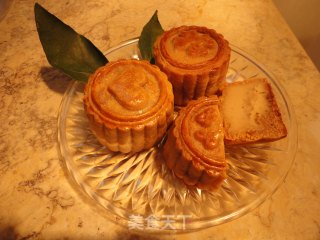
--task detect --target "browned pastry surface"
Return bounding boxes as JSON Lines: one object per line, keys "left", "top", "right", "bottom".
{"left": 163, "top": 96, "right": 227, "bottom": 190}
{"left": 153, "top": 26, "right": 230, "bottom": 106}
{"left": 84, "top": 59, "right": 174, "bottom": 153}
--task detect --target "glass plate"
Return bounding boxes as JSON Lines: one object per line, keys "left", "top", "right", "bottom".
{"left": 58, "top": 38, "right": 297, "bottom": 232}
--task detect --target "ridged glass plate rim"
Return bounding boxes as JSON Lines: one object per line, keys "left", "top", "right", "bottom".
{"left": 57, "top": 37, "right": 298, "bottom": 233}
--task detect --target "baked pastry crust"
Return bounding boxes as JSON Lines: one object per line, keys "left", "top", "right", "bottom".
{"left": 163, "top": 96, "right": 227, "bottom": 190}
{"left": 220, "top": 78, "right": 288, "bottom": 145}
{"left": 153, "top": 26, "right": 230, "bottom": 106}
{"left": 83, "top": 59, "right": 174, "bottom": 153}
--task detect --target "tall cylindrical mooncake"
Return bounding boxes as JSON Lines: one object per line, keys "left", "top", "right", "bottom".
{"left": 153, "top": 26, "right": 231, "bottom": 106}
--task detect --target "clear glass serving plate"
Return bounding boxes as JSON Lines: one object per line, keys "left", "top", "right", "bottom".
{"left": 58, "top": 38, "right": 297, "bottom": 233}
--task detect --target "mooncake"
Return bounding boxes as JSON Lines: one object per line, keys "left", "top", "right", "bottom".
{"left": 162, "top": 96, "right": 227, "bottom": 190}
{"left": 220, "top": 78, "right": 287, "bottom": 145}
{"left": 153, "top": 26, "right": 230, "bottom": 106}
{"left": 83, "top": 59, "right": 174, "bottom": 153}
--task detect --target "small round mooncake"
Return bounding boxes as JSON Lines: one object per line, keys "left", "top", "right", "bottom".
{"left": 162, "top": 96, "right": 227, "bottom": 190}
{"left": 153, "top": 26, "right": 231, "bottom": 106}
{"left": 84, "top": 59, "right": 174, "bottom": 153}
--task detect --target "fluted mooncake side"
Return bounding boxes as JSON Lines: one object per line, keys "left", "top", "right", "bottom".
{"left": 153, "top": 26, "right": 230, "bottom": 106}
{"left": 84, "top": 59, "right": 174, "bottom": 153}
{"left": 163, "top": 96, "right": 227, "bottom": 190}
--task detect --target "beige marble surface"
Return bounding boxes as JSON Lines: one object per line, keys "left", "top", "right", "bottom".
{"left": 0, "top": 0, "right": 319, "bottom": 239}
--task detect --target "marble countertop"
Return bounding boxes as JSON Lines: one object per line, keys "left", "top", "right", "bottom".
{"left": 1, "top": 0, "right": 319, "bottom": 239}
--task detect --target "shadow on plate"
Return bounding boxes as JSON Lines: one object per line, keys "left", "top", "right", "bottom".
{"left": 39, "top": 67, "right": 72, "bottom": 94}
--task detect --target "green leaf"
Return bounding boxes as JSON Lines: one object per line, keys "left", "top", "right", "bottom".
{"left": 138, "top": 10, "right": 164, "bottom": 62}
{"left": 34, "top": 3, "right": 108, "bottom": 82}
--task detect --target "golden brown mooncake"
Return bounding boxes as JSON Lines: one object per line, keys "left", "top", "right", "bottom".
{"left": 83, "top": 59, "right": 174, "bottom": 153}
{"left": 153, "top": 26, "right": 231, "bottom": 106}
{"left": 162, "top": 96, "right": 227, "bottom": 190}
{"left": 220, "top": 78, "right": 287, "bottom": 145}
